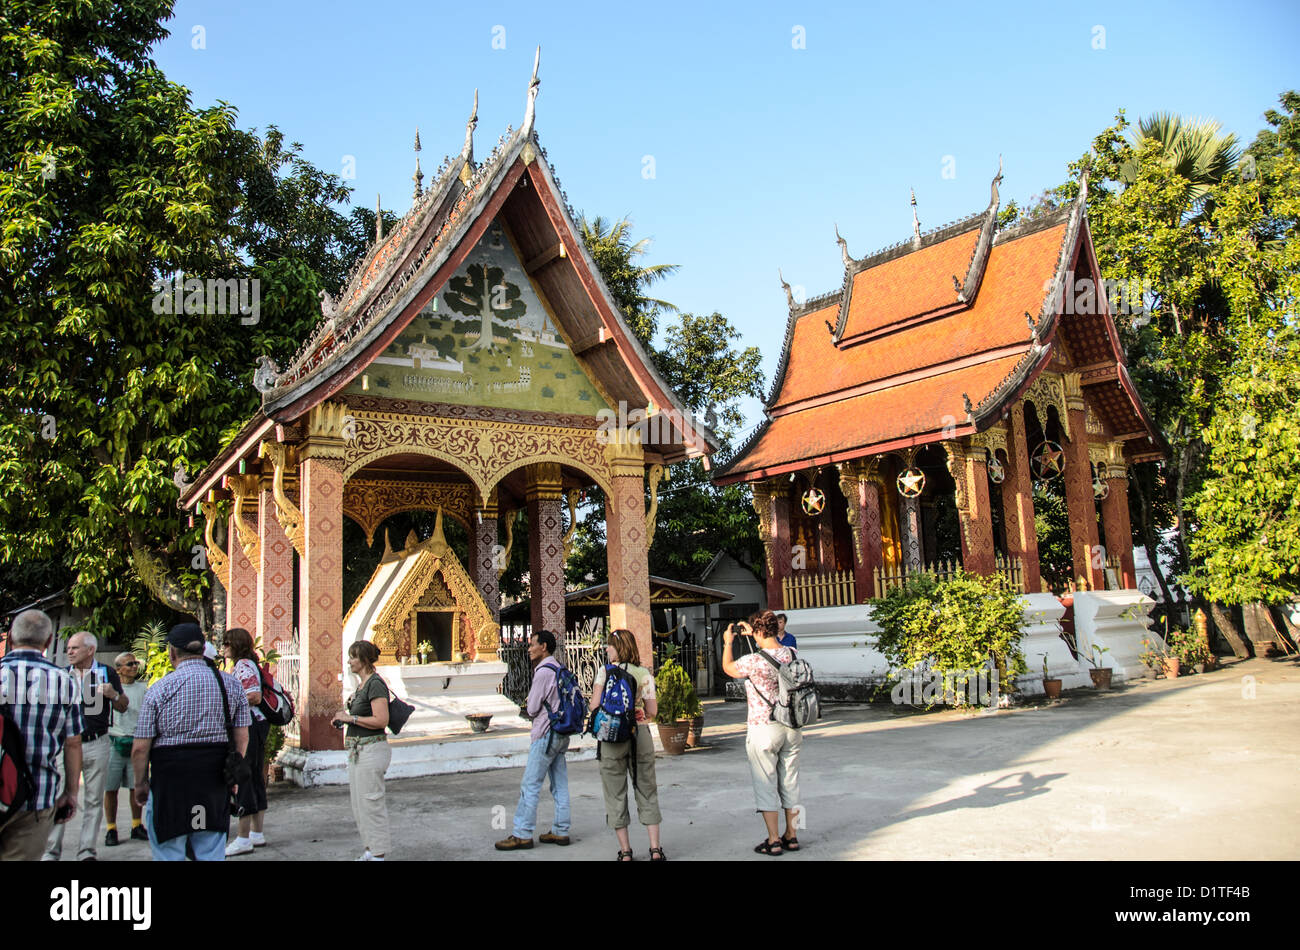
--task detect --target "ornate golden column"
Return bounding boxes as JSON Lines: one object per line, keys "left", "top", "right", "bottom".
{"left": 1100, "top": 442, "right": 1137, "bottom": 588}
{"left": 1061, "top": 373, "right": 1104, "bottom": 590}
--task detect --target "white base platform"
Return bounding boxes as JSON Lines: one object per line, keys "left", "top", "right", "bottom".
{"left": 1072, "top": 590, "right": 1161, "bottom": 684}
{"left": 279, "top": 729, "right": 597, "bottom": 788}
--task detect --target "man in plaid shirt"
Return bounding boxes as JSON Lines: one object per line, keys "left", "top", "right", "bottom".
{"left": 131, "top": 623, "right": 248, "bottom": 861}
{"left": 0, "top": 610, "right": 84, "bottom": 861}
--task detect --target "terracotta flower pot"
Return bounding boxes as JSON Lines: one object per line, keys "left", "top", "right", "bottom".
{"left": 1163, "top": 657, "right": 1181, "bottom": 678}
{"left": 686, "top": 715, "right": 704, "bottom": 748}
{"left": 657, "top": 720, "right": 690, "bottom": 755}
{"left": 1089, "top": 668, "right": 1112, "bottom": 689}
{"left": 1042, "top": 678, "right": 1063, "bottom": 699}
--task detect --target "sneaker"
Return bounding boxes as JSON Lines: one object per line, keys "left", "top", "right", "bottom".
{"left": 130, "top": 825, "right": 148, "bottom": 842}
{"left": 249, "top": 832, "right": 266, "bottom": 848}
{"left": 538, "top": 832, "right": 570, "bottom": 846}
{"left": 225, "top": 838, "right": 254, "bottom": 857}
{"left": 356, "top": 849, "right": 373, "bottom": 861}
{"left": 104, "top": 828, "right": 119, "bottom": 847}
{"left": 494, "top": 835, "right": 534, "bottom": 851}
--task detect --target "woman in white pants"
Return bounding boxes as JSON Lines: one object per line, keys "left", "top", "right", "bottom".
{"left": 333, "top": 641, "right": 390, "bottom": 861}
{"left": 722, "top": 611, "right": 802, "bottom": 856}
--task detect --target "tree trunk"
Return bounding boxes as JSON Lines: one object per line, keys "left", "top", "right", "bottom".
{"left": 1209, "top": 602, "right": 1251, "bottom": 658}
{"left": 1132, "top": 469, "right": 1174, "bottom": 605}
{"left": 129, "top": 537, "right": 206, "bottom": 627}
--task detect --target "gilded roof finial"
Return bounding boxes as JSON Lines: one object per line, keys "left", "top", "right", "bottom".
{"left": 521, "top": 47, "right": 541, "bottom": 136}
{"left": 989, "top": 154, "right": 1004, "bottom": 209}
{"left": 834, "top": 223, "right": 854, "bottom": 269}
{"left": 910, "top": 188, "right": 922, "bottom": 249}
{"left": 412, "top": 127, "right": 424, "bottom": 200}
{"left": 462, "top": 89, "right": 478, "bottom": 165}
{"left": 778, "top": 268, "right": 795, "bottom": 312}
{"left": 375, "top": 194, "right": 383, "bottom": 243}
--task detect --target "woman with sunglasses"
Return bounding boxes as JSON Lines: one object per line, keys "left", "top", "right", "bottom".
{"left": 103, "top": 652, "right": 149, "bottom": 846}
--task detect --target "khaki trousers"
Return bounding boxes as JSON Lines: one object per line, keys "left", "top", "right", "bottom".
{"left": 598, "top": 724, "right": 662, "bottom": 829}
{"left": 347, "top": 740, "right": 391, "bottom": 856}
{"left": 745, "top": 721, "right": 802, "bottom": 812}
{"left": 43, "top": 734, "right": 110, "bottom": 861}
{"left": 0, "top": 808, "right": 56, "bottom": 861}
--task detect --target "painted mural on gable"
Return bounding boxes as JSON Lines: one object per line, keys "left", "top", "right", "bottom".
{"left": 347, "top": 218, "right": 608, "bottom": 414}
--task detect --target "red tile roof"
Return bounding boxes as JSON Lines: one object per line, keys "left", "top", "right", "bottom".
{"left": 841, "top": 228, "right": 978, "bottom": 340}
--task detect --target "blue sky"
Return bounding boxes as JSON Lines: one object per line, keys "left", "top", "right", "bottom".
{"left": 155, "top": 0, "right": 1299, "bottom": 434}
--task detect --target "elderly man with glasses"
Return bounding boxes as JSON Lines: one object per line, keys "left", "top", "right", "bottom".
{"left": 102, "top": 653, "right": 149, "bottom": 846}
{"left": 42, "top": 631, "right": 129, "bottom": 862}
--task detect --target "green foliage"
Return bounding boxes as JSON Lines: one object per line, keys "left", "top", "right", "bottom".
{"left": 578, "top": 215, "right": 678, "bottom": 348}
{"left": 0, "top": 1, "right": 362, "bottom": 637}
{"left": 870, "top": 571, "right": 1026, "bottom": 703}
{"left": 265, "top": 723, "right": 285, "bottom": 763}
{"left": 653, "top": 657, "right": 700, "bottom": 723}
{"left": 1032, "top": 483, "right": 1073, "bottom": 592}
{"left": 1166, "top": 628, "right": 1211, "bottom": 666}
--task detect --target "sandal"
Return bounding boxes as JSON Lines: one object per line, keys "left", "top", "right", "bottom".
{"left": 617, "top": 849, "right": 634, "bottom": 862}
{"left": 781, "top": 835, "right": 800, "bottom": 851}
{"left": 649, "top": 847, "right": 667, "bottom": 861}
{"left": 754, "top": 839, "right": 783, "bottom": 856}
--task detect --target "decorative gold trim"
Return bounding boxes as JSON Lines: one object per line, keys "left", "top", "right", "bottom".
{"left": 837, "top": 464, "right": 863, "bottom": 560}
{"left": 341, "top": 408, "right": 614, "bottom": 499}
{"left": 751, "top": 480, "right": 776, "bottom": 576}
{"left": 300, "top": 401, "right": 349, "bottom": 460}
{"left": 645, "top": 463, "right": 664, "bottom": 549}
{"left": 499, "top": 508, "right": 518, "bottom": 578}
{"left": 372, "top": 509, "right": 500, "bottom": 661}
{"left": 1024, "top": 372, "right": 1071, "bottom": 441}
{"left": 525, "top": 461, "right": 564, "bottom": 501}
{"left": 969, "top": 423, "right": 1009, "bottom": 459}
{"left": 603, "top": 428, "right": 644, "bottom": 477}
{"left": 258, "top": 441, "right": 305, "bottom": 557}
{"left": 561, "top": 490, "right": 580, "bottom": 564}
{"left": 227, "top": 474, "right": 260, "bottom": 565}
{"left": 1063, "top": 371, "right": 1085, "bottom": 412}
{"left": 343, "top": 478, "right": 474, "bottom": 546}
{"left": 200, "top": 500, "right": 231, "bottom": 589}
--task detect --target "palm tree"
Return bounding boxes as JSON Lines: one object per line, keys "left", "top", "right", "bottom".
{"left": 578, "top": 215, "right": 679, "bottom": 348}
{"left": 1121, "top": 113, "right": 1241, "bottom": 219}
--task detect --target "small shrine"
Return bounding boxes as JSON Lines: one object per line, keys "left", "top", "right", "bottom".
{"left": 179, "top": 55, "right": 717, "bottom": 772}
{"left": 715, "top": 164, "right": 1165, "bottom": 610}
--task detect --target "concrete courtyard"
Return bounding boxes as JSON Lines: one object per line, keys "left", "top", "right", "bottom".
{"left": 57, "top": 656, "right": 1299, "bottom": 862}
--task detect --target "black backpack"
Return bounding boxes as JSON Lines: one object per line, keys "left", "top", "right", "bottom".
{"left": 0, "top": 704, "right": 36, "bottom": 821}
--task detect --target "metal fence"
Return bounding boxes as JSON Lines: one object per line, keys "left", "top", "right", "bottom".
{"left": 277, "top": 630, "right": 301, "bottom": 747}
{"left": 498, "top": 636, "right": 606, "bottom": 707}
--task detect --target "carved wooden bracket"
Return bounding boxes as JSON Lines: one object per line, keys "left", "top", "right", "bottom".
{"left": 200, "top": 500, "right": 231, "bottom": 590}
{"left": 561, "top": 490, "right": 580, "bottom": 564}
{"left": 258, "top": 441, "right": 305, "bottom": 558}
{"left": 645, "top": 464, "right": 664, "bottom": 549}
{"left": 227, "top": 473, "right": 261, "bottom": 565}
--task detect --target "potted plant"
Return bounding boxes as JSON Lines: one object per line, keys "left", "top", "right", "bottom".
{"left": 1040, "top": 654, "right": 1062, "bottom": 699}
{"left": 654, "top": 658, "right": 696, "bottom": 755}
{"left": 1140, "top": 637, "right": 1178, "bottom": 678}
{"left": 1082, "top": 644, "right": 1112, "bottom": 689}
{"left": 685, "top": 686, "right": 705, "bottom": 748}
{"left": 465, "top": 713, "right": 492, "bottom": 733}
{"left": 1169, "top": 629, "right": 1212, "bottom": 674}
{"left": 417, "top": 640, "right": 433, "bottom": 664}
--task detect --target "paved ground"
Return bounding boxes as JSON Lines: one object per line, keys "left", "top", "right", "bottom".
{"left": 55, "top": 656, "right": 1299, "bottom": 862}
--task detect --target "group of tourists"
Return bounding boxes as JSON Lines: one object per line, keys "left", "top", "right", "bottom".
{"left": 0, "top": 613, "right": 277, "bottom": 862}
{"left": 2, "top": 604, "right": 813, "bottom": 862}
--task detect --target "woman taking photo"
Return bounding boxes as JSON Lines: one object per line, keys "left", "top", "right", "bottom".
{"left": 588, "top": 628, "right": 665, "bottom": 861}
{"left": 332, "top": 640, "right": 390, "bottom": 861}
{"left": 224, "top": 628, "right": 269, "bottom": 856}
{"left": 722, "top": 610, "right": 802, "bottom": 856}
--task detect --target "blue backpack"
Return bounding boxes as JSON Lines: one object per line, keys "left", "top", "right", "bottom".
{"left": 589, "top": 663, "right": 637, "bottom": 744}
{"left": 540, "top": 661, "right": 585, "bottom": 738}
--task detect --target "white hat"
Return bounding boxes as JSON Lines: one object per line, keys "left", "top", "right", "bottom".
{"left": 203, "top": 642, "right": 218, "bottom": 661}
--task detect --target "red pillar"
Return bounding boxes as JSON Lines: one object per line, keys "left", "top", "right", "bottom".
{"left": 1004, "top": 403, "right": 1041, "bottom": 593}
{"left": 472, "top": 508, "right": 501, "bottom": 624}
{"left": 1101, "top": 459, "right": 1137, "bottom": 589}
{"left": 958, "top": 449, "right": 997, "bottom": 576}
{"left": 840, "top": 463, "right": 883, "bottom": 600}
{"left": 605, "top": 437, "right": 652, "bottom": 667}
{"left": 256, "top": 484, "right": 295, "bottom": 655}
{"left": 1062, "top": 375, "right": 1104, "bottom": 591}
{"left": 527, "top": 464, "right": 566, "bottom": 647}
{"left": 297, "top": 451, "right": 345, "bottom": 752}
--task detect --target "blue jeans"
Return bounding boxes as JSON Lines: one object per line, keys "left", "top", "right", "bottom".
{"left": 144, "top": 794, "right": 226, "bottom": 861}
{"left": 512, "top": 732, "right": 570, "bottom": 839}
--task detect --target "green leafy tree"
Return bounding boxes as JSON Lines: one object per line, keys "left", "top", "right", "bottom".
{"left": 0, "top": 1, "right": 359, "bottom": 639}
{"left": 578, "top": 215, "right": 678, "bottom": 347}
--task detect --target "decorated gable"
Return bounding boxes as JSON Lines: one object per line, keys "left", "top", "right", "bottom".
{"left": 345, "top": 216, "right": 610, "bottom": 414}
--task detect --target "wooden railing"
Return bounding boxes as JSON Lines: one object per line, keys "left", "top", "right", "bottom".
{"left": 782, "top": 568, "right": 856, "bottom": 609}
{"left": 872, "top": 555, "right": 1025, "bottom": 597}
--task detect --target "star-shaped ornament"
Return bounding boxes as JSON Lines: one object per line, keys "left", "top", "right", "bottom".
{"left": 1093, "top": 477, "right": 1109, "bottom": 500}
{"left": 1031, "top": 441, "right": 1064, "bottom": 481}
{"left": 897, "top": 468, "right": 926, "bottom": 498}
{"left": 987, "top": 458, "right": 1006, "bottom": 484}
{"left": 801, "top": 488, "right": 826, "bottom": 516}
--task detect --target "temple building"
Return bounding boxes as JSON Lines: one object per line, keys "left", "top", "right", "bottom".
{"left": 178, "top": 56, "right": 716, "bottom": 774}
{"left": 714, "top": 165, "right": 1166, "bottom": 611}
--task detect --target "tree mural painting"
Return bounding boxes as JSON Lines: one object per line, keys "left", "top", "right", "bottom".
{"left": 444, "top": 261, "right": 527, "bottom": 352}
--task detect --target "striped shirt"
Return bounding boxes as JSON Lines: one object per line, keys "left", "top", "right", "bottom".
{"left": 0, "top": 650, "right": 86, "bottom": 810}
{"left": 135, "top": 657, "right": 251, "bottom": 748}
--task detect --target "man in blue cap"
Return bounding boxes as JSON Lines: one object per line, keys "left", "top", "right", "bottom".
{"left": 130, "top": 623, "right": 249, "bottom": 861}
